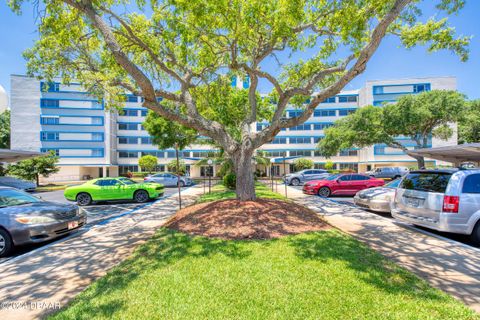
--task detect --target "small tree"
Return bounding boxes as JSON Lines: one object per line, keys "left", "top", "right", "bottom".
{"left": 324, "top": 161, "right": 335, "bottom": 172}
{"left": 319, "top": 90, "right": 466, "bottom": 169}
{"left": 139, "top": 155, "right": 158, "bottom": 174}
{"left": 294, "top": 158, "right": 314, "bottom": 171}
{"left": 0, "top": 110, "right": 10, "bottom": 149}
{"left": 167, "top": 159, "right": 186, "bottom": 176}
{"left": 7, "top": 151, "right": 59, "bottom": 186}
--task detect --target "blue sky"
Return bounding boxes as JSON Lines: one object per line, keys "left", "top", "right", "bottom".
{"left": 0, "top": 1, "right": 479, "bottom": 101}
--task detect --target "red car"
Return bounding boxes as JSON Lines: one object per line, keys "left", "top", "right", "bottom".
{"left": 303, "top": 173, "right": 385, "bottom": 197}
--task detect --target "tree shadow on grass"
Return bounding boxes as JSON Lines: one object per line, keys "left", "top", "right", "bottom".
{"left": 49, "top": 228, "right": 250, "bottom": 319}
{"left": 288, "top": 230, "right": 452, "bottom": 302}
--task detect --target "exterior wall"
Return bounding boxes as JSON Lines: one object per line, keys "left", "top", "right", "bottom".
{"left": 10, "top": 75, "right": 457, "bottom": 180}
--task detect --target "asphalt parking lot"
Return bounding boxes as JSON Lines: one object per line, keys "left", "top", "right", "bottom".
{"left": 0, "top": 186, "right": 190, "bottom": 263}
{"left": 291, "top": 185, "right": 476, "bottom": 247}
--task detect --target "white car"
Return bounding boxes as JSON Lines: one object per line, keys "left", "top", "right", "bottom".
{"left": 144, "top": 173, "right": 192, "bottom": 187}
{"left": 0, "top": 176, "right": 36, "bottom": 192}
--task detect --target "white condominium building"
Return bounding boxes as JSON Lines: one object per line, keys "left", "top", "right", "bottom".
{"left": 9, "top": 75, "right": 456, "bottom": 181}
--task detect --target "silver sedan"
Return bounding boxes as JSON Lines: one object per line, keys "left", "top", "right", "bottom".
{"left": 0, "top": 187, "right": 86, "bottom": 257}
{"left": 353, "top": 179, "right": 401, "bottom": 213}
{"left": 144, "top": 173, "right": 192, "bottom": 187}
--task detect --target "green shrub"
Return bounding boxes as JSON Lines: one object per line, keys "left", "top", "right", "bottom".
{"left": 223, "top": 173, "right": 236, "bottom": 190}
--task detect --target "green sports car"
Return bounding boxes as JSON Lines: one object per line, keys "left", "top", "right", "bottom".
{"left": 64, "top": 177, "right": 164, "bottom": 206}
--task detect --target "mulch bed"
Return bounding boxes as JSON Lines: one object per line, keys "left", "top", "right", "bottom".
{"left": 164, "top": 199, "right": 331, "bottom": 240}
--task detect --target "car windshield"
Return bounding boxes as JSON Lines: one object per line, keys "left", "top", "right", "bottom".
{"left": 119, "top": 178, "right": 137, "bottom": 185}
{"left": 0, "top": 189, "right": 42, "bottom": 208}
{"left": 386, "top": 179, "right": 401, "bottom": 188}
{"left": 324, "top": 174, "right": 340, "bottom": 181}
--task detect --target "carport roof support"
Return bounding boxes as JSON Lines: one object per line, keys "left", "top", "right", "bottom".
{"left": 409, "top": 143, "right": 480, "bottom": 164}
{"left": 0, "top": 149, "right": 44, "bottom": 162}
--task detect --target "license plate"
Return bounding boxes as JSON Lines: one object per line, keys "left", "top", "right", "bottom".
{"left": 405, "top": 198, "right": 420, "bottom": 207}
{"left": 68, "top": 221, "right": 79, "bottom": 229}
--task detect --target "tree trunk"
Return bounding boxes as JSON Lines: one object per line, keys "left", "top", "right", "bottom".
{"left": 232, "top": 146, "right": 256, "bottom": 201}
{"left": 412, "top": 155, "right": 425, "bottom": 169}
{"left": 35, "top": 174, "right": 39, "bottom": 187}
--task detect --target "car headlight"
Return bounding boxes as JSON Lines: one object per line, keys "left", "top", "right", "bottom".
{"left": 16, "top": 216, "right": 57, "bottom": 224}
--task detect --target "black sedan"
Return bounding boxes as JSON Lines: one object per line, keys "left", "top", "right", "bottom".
{"left": 0, "top": 186, "right": 86, "bottom": 257}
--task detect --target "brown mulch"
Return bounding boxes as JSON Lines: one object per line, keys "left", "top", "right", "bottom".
{"left": 164, "top": 199, "right": 331, "bottom": 240}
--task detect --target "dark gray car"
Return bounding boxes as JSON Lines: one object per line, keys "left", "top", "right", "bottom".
{"left": 284, "top": 169, "right": 329, "bottom": 186}
{"left": 0, "top": 187, "right": 86, "bottom": 257}
{"left": 368, "top": 167, "right": 408, "bottom": 179}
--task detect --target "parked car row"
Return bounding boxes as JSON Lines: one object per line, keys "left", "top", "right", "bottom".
{"left": 0, "top": 174, "right": 178, "bottom": 257}
{"left": 300, "top": 168, "right": 480, "bottom": 245}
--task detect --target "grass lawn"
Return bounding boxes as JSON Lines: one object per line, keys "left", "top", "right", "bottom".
{"left": 49, "top": 184, "right": 478, "bottom": 319}
{"left": 35, "top": 184, "right": 68, "bottom": 192}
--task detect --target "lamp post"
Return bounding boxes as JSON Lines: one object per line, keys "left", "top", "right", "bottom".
{"left": 283, "top": 151, "right": 287, "bottom": 198}
{"left": 270, "top": 158, "right": 275, "bottom": 191}
{"left": 175, "top": 142, "right": 182, "bottom": 209}
{"left": 207, "top": 159, "right": 213, "bottom": 193}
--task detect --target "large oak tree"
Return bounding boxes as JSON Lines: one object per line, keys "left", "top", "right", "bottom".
{"left": 9, "top": 0, "right": 470, "bottom": 200}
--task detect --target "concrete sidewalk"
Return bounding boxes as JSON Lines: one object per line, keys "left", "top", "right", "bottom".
{"left": 0, "top": 185, "right": 205, "bottom": 320}
{"left": 281, "top": 186, "right": 480, "bottom": 313}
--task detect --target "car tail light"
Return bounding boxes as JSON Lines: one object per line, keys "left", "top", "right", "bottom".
{"left": 144, "top": 177, "right": 147, "bottom": 181}
{"left": 443, "top": 195, "right": 459, "bottom": 213}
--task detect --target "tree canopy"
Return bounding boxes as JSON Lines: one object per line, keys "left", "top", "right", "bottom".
{"left": 459, "top": 100, "right": 480, "bottom": 144}
{"left": 294, "top": 158, "right": 314, "bottom": 171}
{"left": 318, "top": 90, "right": 466, "bottom": 168}
{"left": 138, "top": 154, "right": 158, "bottom": 173}
{"left": 0, "top": 110, "right": 10, "bottom": 149}
{"left": 9, "top": 0, "right": 471, "bottom": 200}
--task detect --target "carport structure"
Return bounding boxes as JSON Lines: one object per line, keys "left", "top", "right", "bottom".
{"left": 0, "top": 149, "right": 44, "bottom": 162}
{"left": 409, "top": 143, "right": 480, "bottom": 166}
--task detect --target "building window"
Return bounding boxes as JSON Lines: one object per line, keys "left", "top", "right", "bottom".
{"left": 271, "top": 137, "right": 287, "bottom": 144}
{"left": 126, "top": 95, "right": 138, "bottom": 103}
{"left": 288, "top": 110, "right": 303, "bottom": 118}
{"left": 91, "top": 149, "right": 104, "bottom": 157}
{"left": 243, "top": 75, "right": 250, "bottom": 89}
{"left": 40, "top": 148, "right": 59, "bottom": 156}
{"left": 313, "top": 137, "right": 323, "bottom": 143}
{"left": 315, "top": 110, "right": 336, "bottom": 117}
{"left": 338, "top": 96, "right": 358, "bottom": 103}
{"left": 338, "top": 109, "right": 356, "bottom": 116}
{"left": 118, "top": 137, "right": 138, "bottom": 144}
{"left": 290, "top": 124, "right": 311, "bottom": 131}
{"left": 289, "top": 137, "right": 311, "bottom": 144}
{"left": 140, "top": 137, "right": 152, "bottom": 144}
{"left": 141, "top": 151, "right": 164, "bottom": 158}
{"left": 92, "top": 133, "right": 104, "bottom": 141}
{"left": 166, "top": 151, "right": 176, "bottom": 158}
{"left": 413, "top": 84, "right": 431, "bottom": 93}
{"left": 40, "top": 99, "right": 60, "bottom": 108}
{"left": 339, "top": 163, "right": 358, "bottom": 171}
{"left": 374, "top": 146, "right": 385, "bottom": 154}
{"left": 373, "top": 86, "right": 384, "bottom": 94}
{"left": 289, "top": 150, "right": 311, "bottom": 157}
{"left": 92, "top": 117, "right": 103, "bottom": 125}
{"left": 123, "top": 109, "right": 138, "bottom": 117}
{"left": 119, "top": 165, "right": 139, "bottom": 175}
{"left": 118, "top": 151, "right": 138, "bottom": 158}
{"left": 314, "top": 163, "right": 325, "bottom": 169}
{"left": 313, "top": 123, "right": 333, "bottom": 130}
{"left": 322, "top": 97, "right": 336, "bottom": 103}
{"left": 264, "top": 151, "right": 285, "bottom": 157}
{"left": 180, "top": 151, "right": 191, "bottom": 158}
{"left": 339, "top": 149, "right": 358, "bottom": 156}
{"left": 141, "top": 110, "right": 148, "bottom": 117}
{"left": 40, "top": 116, "right": 60, "bottom": 125}
{"left": 40, "top": 132, "right": 59, "bottom": 141}
{"left": 313, "top": 150, "right": 323, "bottom": 156}
{"left": 118, "top": 123, "right": 138, "bottom": 130}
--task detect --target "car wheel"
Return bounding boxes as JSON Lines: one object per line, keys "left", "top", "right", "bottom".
{"left": 393, "top": 175, "right": 401, "bottom": 179}
{"left": 470, "top": 222, "right": 480, "bottom": 246}
{"left": 291, "top": 178, "right": 300, "bottom": 186}
{"left": 179, "top": 180, "right": 185, "bottom": 188}
{"left": 0, "top": 228, "right": 13, "bottom": 258}
{"left": 318, "top": 187, "right": 331, "bottom": 198}
{"left": 134, "top": 190, "right": 149, "bottom": 203}
{"left": 76, "top": 193, "right": 92, "bottom": 206}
